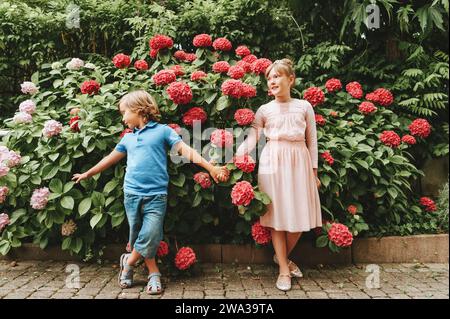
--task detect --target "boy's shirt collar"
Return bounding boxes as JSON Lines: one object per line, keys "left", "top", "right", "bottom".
{"left": 133, "top": 121, "right": 157, "bottom": 134}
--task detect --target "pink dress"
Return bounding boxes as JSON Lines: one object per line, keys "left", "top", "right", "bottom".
{"left": 236, "top": 98, "right": 322, "bottom": 232}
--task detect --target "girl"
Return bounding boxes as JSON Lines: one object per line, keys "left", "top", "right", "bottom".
{"left": 72, "top": 90, "right": 229, "bottom": 294}
{"left": 236, "top": 59, "right": 322, "bottom": 291}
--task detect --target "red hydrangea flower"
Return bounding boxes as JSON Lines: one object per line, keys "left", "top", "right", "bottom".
{"left": 149, "top": 34, "right": 173, "bottom": 50}
{"left": 193, "top": 172, "right": 212, "bottom": 189}
{"left": 242, "top": 54, "right": 257, "bottom": 64}
{"left": 241, "top": 83, "right": 256, "bottom": 98}
{"left": 182, "top": 107, "right": 207, "bottom": 126}
{"left": 346, "top": 82, "right": 363, "bottom": 99}
{"left": 184, "top": 53, "right": 197, "bottom": 62}
{"left": 303, "top": 87, "right": 325, "bottom": 107}
{"left": 168, "top": 123, "right": 182, "bottom": 135}
{"left": 233, "top": 154, "right": 256, "bottom": 173}
{"left": 80, "top": 80, "right": 100, "bottom": 95}
{"left": 401, "top": 135, "right": 416, "bottom": 145}
{"left": 379, "top": 130, "right": 401, "bottom": 148}
{"left": 321, "top": 151, "right": 334, "bottom": 165}
{"left": 134, "top": 60, "right": 148, "bottom": 71}
{"left": 227, "top": 65, "right": 245, "bottom": 79}
{"left": 419, "top": 197, "right": 437, "bottom": 212}
{"left": 251, "top": 221, "right": 271, "bottom": 245}
{"left": 170, "top": 65, "right": 185, "bottom": 76}
{"left": 120, "top": 128, "right": 133, "bottom": 138}
{"left": 231, "top": 181, "right": 255, "bottom": 206}
{"left": 212, "top": 37, "right": 232, "bottom": 51}
{"left": 408, "top": 119, "right": 432, "bottom": 138}
{"left": 193, "top": 34, "right": 212, "bottom": 47}
{"left": 325, "top": 78, "right": 342, "bottom": 93}
{"left": 358, "top": 101, "right": 377, "bottom": 115}
{"left": 328, "top": 223, "right": 353, "bottom": 247}
{"left": 212, "top": 61, "right": 230, "bottom": 73}
{"left": 221, "top": 79, "right": 244, "bottom": 98}
{"left": 236, "top": 60, "right": 252, "bottom": 73}
{"left": 366, "top": 88, "right": 394, "bottom": 107}
{"left": 152, "top": 70, "right": 176, "bottom": 86}
{"left": 157, "top": 241, "right": 169, "bottom": 257}
{"left": 251, "top": 58, "right": 272, "bottom": 74}
{"left": 346, "top": 81, "right": 362, "bottom": 91}
{"left": 210, "top": 129, "right": 233, "bottom": 148}
{"left": 191, "top": 71, "right": 208, "bottom": 81}
{"left": 374, "top": 88, "right": 394, "bottom": 106}
{"left": 174, "top": 50, "right": 187, "bottom": 61}
{"left": 149, "top": 49, "right": 159, "bottom": 59}
{"left": 69, "top": 116, "right": 80, "bottom": 132}
{"left": 112, "top": 53, "right": 131, "bottom": 69}
{"left": 347, "top": 205, "right": 358, "bottom": 215}
{"left": 315, "top": 114, "right": 326, "bottom": 126}
{"left": 175, "top": 247, "right": 197, "bottom": 270}
{"left": 234, "top": 108, "right": 255, "bottom": 126}
{"left": 166, "top": 82, "right": 193, "bottom": 105}
{"left": 235, "top": 45, "right": 251, "bottom": 57}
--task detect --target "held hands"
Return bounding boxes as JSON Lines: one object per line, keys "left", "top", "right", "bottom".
{"left": 72, "top": 172, "right": 90, "bottom": 183}
{"left": 209, "top": 166, "right": 230, "bottom": 183}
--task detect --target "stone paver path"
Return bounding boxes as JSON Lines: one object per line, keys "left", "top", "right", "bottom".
{"left": 0, "top": 261, "right": 448, "bottom": 299}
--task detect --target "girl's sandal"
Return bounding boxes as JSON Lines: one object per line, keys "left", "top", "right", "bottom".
{"left": 118, "top": 253, "right": 134, "bottom": 288}
{"left": 273, "top": 254, "right": 303, "bottom": 278}
{"left": 276, "top": 274, "right": 292, "bottom": 291}
{"left": 288, "top": 260, "right": 303, "bottom": 278}
{"left": 146, "top": 272, "right": 163, "bottom": 295}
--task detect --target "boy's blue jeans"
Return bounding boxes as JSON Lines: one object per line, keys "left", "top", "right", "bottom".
{"left": 124, "top": 193, "right": 167, "bottom": 259}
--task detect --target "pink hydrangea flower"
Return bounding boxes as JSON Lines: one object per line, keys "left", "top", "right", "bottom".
{"left": 0, "top": 164, "right": 10, "bottom": 177}
{"left": 21, "top": 81, "right": 38, "bottom": 95}
{"left": 6, "top": 151, "right": 21, "bottom": 168}
{"left": 210, "top": 129, "right": 233, "bottom": 148}
{"left": 13, "top": 112, "right": 32, "bottom": 124}
{"left": 42, "top": 120, "right": 63, "bottom": 138}
{"left": 30, "top": 187, "right": 50, "bottom": 210}
{"left": 0, "top": 213, "right": 10, "bottom": 232}
{"left": 19, "top": 100, "right": 36, "bottom": 114}
{"left": 0, "top": 186, "right": 9, "bottom": 204}
{"left": 66, "top": 58, "right": 85, "bottom": 70}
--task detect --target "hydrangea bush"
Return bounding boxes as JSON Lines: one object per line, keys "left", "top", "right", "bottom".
{"left": 0, "top": 33, "right": 438, "bottom": 259}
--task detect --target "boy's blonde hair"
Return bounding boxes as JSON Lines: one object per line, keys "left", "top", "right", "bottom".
{"left": 118, "top": 90, "right": 161, "bottom": 122}
{"left": 265, "top": 58, "right": 296, "bottom": 88}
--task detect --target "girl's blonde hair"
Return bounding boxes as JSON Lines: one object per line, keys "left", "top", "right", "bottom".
{"left": 265, "top": 58, "right": 296, "bottom": 88}
{"left": 118, "top": 90, "right": 161, "bottom": 122}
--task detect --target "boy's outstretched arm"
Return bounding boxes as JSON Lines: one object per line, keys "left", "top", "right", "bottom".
{"left": 72, "top": 150, "right": 126, "bottom": 183}
{"left": 175, "top": 141, "right": 229, "bottom": 183}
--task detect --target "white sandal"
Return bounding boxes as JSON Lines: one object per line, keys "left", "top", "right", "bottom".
{"left": 273, "top": 254, "right": 303, "bottom": 278}
{"left": 276, "top": 274, "right": 292, "bottom": 291}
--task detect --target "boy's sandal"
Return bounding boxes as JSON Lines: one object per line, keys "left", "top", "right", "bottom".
{"left": 273, "top": 254, "right": 303, "bottom": 278}
{"left": 276, "top": 274, "right": 292, "bottom": 291}
{"left": 146, "top": 272, "right": 163, "bottom": 295}
{"left": 118, "top": 253, "right": 134, "bottom": 288}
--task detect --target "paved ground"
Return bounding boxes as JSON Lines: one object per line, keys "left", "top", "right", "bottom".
{"left": 0, "top": 260, "right": 448, "bottom": 299}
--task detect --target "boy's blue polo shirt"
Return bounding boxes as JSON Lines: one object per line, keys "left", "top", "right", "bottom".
{"left": 115, "top": 121, "right": 182, "bottom": 196}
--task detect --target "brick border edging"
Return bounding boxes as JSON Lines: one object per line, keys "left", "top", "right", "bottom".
{"left": 1, "top": 234, "right": 448, "bottom": 264}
